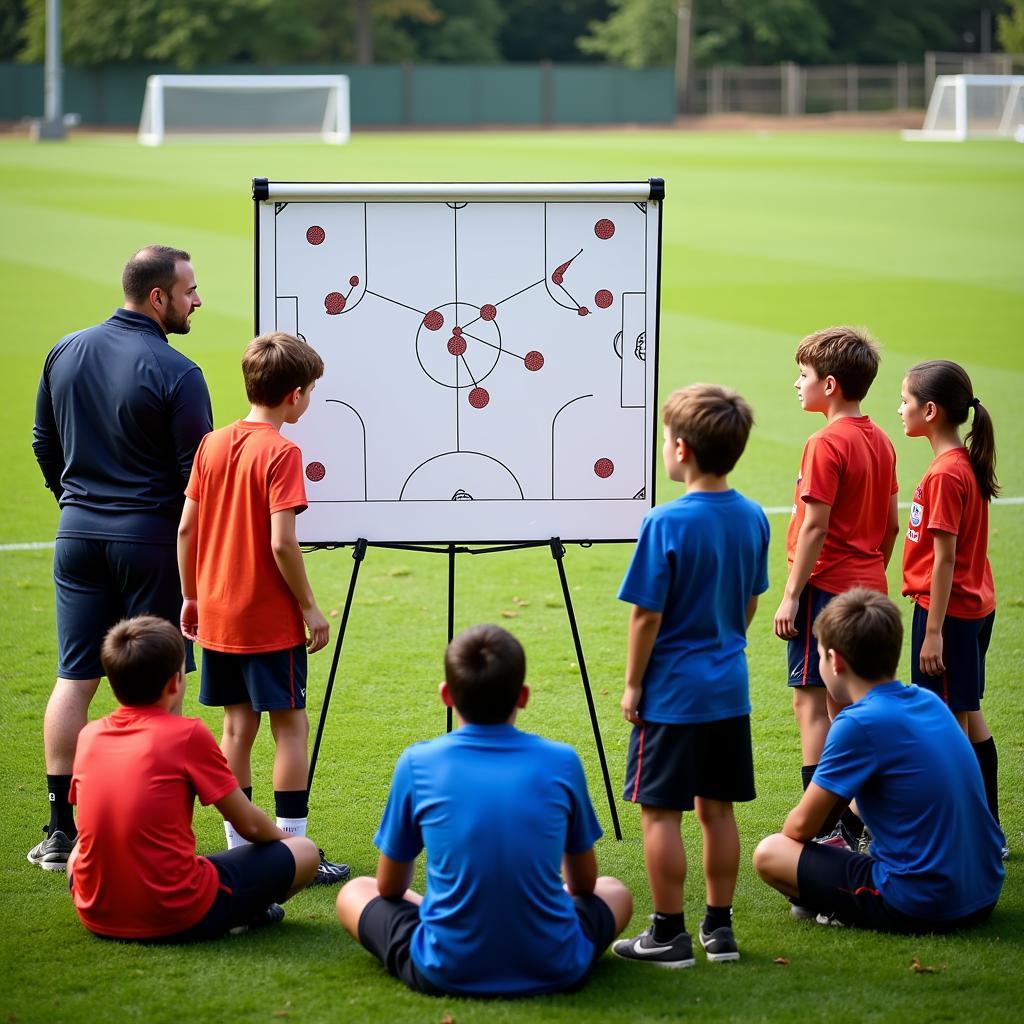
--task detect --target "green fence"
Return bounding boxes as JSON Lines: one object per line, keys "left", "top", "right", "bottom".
{"left": 0, "top": 62, "right": 676, "bottom": 127}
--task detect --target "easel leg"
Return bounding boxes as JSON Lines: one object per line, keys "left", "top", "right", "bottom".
{"left": 446, "top": 543, "right": 455, "bottom": 733}
{"left": 549, "top": 538, "right": 623, "bottom": 840}
{"left": 307, "top": 538, "right": 367, "bottom": 793}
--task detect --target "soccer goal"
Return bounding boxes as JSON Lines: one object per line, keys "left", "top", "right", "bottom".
{"left": 902, "top": 74, "right": 1024, "bottom": 141}
{"left": 138, "top": 75, "right": 350, "bottom": 146}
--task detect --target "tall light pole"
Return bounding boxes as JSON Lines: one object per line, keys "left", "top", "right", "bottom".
{"left": 32, "top": 0, "right": 66, "bottom": 141}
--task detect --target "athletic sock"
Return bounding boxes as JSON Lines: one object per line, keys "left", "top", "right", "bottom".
{"left": 800, "top": 764, "right": 817, "bottom": 791}
{"left": 651, "top": 911, "right": 686, "bottom": 941}
{"left": 840, "top": 808, "right": 865, "bottom": 843}
{"left": 46, "top": 774, "right": 76, "bottom": 839}
{"left": 225, "top": 786, "right": 254, "bottom": 850}
{"left": 274, "top": 790, "right": 309, "bottom": 837}
{"left": 242, "top": 786, "right": 253, "bottom": 802}
{"left": 972, "top": 737, "right": 1000, "bottom": 824}
{"left": 703, "top": 904, "right": 732, "bottom": 934}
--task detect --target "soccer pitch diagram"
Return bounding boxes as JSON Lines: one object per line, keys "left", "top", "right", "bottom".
{"left": 255, "top": 181, "right": 663, "bottom": 544}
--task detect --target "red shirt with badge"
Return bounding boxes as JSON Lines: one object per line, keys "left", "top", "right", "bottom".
{"left": 901, "top": 447, "right": 995, "bottom": 619}
{"left": 786, "top": 416, "right": 898, "bottom": 595}
{"left": 69, "top": 706, "right": 239, "bottom": 939}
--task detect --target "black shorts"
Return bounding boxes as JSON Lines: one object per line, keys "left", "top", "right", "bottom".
{"left": 911, "top": 605, "right": 994, "bottom": 713}
{"left": 623, "top": 715, "right": 755, "bottom": 810}
{"left": 787, "top": 584, "right": 835, "bottom": 688}
{"left": 54, "top": 537, "right": 195, "bottom": 679}
{"left": 200, "top": 645, "right": 308, "bottom": 712}
{"left": 796, "top": 841, "right": 995, "bottom": 934}
{"left": 357, "top": 892, "right": 617, "bottom": 997}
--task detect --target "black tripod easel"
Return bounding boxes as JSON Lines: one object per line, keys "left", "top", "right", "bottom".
{"left": 306, "top": 537, "right": 623, "bottom": 840}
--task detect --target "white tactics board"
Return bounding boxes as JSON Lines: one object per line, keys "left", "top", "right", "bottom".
{"left": 254, "top": 180, "right": 663, "bottom": 544}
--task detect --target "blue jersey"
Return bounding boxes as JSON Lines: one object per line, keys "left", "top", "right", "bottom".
{"left": 618, "top": 489, "right": 770, "bottom": 723}
{"left": 374, "top": 724, "right": 603, "bottom": 996}
{"left": 814, "top": 682, "right": 1004, "bottom": 920}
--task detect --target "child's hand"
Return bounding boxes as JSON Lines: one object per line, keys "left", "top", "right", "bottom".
{"left": 773, "top": 596, "right": 800, "bottom": 640}
{"left": 303, "top": 604, "right": 330, "bottom": 654}
{"left": 919, "top": 633, "right": 945, "bottom": 676}
{"left": 621, "top": 683, "right": 643, "bottom": 725}
{"left": 180, "top": 598, "right": 199, "bottom": 641}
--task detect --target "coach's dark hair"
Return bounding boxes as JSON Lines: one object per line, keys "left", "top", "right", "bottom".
{"left": 813, "top": 588, "right": 902, "bottom": 682}
{"left": 242, "top": 331, "right": 325, "bottom": 407}
{"left": 905, "top": 360, "right": 998, "bottom": 501}
{"left": 101, "top": 616, "right": 185, "bottom": 707}
{"left": 444, "top": 624, "right": 526, "bottom": 724}
{"left": 795, "top": 326, "right": 880, "bottom": 402}
{"left": 122, "top": 245, "right": 191, "bottom": 304}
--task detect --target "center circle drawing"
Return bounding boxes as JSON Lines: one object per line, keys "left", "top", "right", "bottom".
{"left": 415, "top": 300, "right": 502, "bottom": 390}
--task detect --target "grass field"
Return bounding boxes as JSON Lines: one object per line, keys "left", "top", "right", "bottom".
{"left": 1, "top": 129, "right": 1022, "bottom": 1024}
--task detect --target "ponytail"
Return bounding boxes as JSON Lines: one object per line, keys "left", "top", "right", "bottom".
{"left": 905, "top": 360, "right": 999, "bottom": 501}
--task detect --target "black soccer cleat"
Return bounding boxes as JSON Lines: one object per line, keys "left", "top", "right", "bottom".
{"left": 311, "top": 850, "right": 351, "bottom": 887}
{"left": 27, "top": 826, "right": 74, "bottom": 872}
{"left": 699, "top": 924, "right": 740, "bottom": 962}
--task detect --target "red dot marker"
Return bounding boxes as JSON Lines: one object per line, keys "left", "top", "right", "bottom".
{"left": 424, "top": 310, "right": 444, "bottom": 331}
{"left": 447, "top": 337, "right": 467, "bottom": 356}
{"left": 469, "top": 387, "right": 489, "bottom": 409}
{"left": 595, "top": 219, "right": 615, "bottom": 240}
{"left": 306, "top": 461, "right": 326, "bottom": 482}
{"left": 480, "top": 304, "right": 497, "bottom": 321}
{"left": 577, "top": 306, "right": 589, "bottom": 316}
{"left": 349, "top": 275, "right": 360, "bottom": 287}
{"left": 525, "top": 351, "right": 544, "bottom": 371}
{"left": 452, "top": 326, "right": 462, "bottom": 337}
{"left": 594, "top": 458, "right": 614, "bottom": 478}
{"left": 325, "top": 292, "right": 345, "bottom": 315}
{"left": 306, "top": 226, "right": 325, "bottom": 245}
{"left": 595, "top": 289, "right": 613, "bottom": 308}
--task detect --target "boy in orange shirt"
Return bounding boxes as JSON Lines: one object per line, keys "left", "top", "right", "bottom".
{"left": 773, "top": 327, "right": 899, "bottom": 843}
{"left": 177, "top": 331, "right": 347, "bottom": 885}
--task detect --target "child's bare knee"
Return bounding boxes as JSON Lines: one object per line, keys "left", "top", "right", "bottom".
{"left": 752, "top": 835, "right": 781, "bottom": 879}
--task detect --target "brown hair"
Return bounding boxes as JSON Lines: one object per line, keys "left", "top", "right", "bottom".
{"left": 100, "top": 616, "right": 185, "bottom": 707}
{"left": 795, "top": 326, "right": 880, "bottom": 402}
{"left": 813, "top": 588, "right": 902, "bottom": 682}
{"left": 122, "top": 245, "right": 191, "bottom": 304}
{"left": 242, "top": 332, "right": 325, "bottom": 407}
{"left": 905, "top": 360, "right": 998, "bottom": 501}
{"left": 444, "top": 624, "right": 526, "bottom": 724}
{"left": 662, "top": 383, "right": 754, "bottom": 476}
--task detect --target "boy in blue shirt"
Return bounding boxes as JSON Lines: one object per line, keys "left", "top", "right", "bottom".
{"left": 754, "top": 588, "right": 1004, "bottom": 931}
{"left": 614, "top": 384, "right": 770, "bottom": 967}
{"left": 335, "top": 625, "right": 632, "bottom": 997}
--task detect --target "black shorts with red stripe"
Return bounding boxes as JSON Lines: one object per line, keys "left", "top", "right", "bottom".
{"left": 910, "top": 605, "right": 994, "bottom": 713}
{"left": 623, "top": 716, "right": 755, "bottom": 811}
{"left": 199, "top": 643, "right": 308, "bottom": 712}
{"left": 786, "top": 584, "right": 836, "bottom": 688}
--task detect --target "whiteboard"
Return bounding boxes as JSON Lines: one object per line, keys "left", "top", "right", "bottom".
{"left": 254, "top": 180, "right": 663, "bottom": 544}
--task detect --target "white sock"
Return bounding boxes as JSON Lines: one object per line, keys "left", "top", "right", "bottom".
{"left": 225, "top": 821, "right": 250, "bottom": 850}
{"left": 276, "top": 816, "right": 308, "bottom": 837}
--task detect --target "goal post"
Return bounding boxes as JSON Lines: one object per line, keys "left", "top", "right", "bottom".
{"left": 138, "top": 75, "right": 350, "bottom": 146}
{"left": 902, "top": 74, "right": 1024, "bottom": 141}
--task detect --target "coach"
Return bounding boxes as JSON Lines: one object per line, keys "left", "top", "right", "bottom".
{"left": 29, "top": 245, "right": 212, "bottom": 870}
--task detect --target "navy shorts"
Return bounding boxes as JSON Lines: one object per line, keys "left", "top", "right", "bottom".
{"left": 200, "top": 644, "right": 307, "bottom": 712}
{"left": 787, "top": 584, "right": 835, "bottom": 688}
{"left": 911, "top": 605, "right": 994, "bottom": 713}
{"left": 796, "top": 841, "right": 996, "bottom": 934}
{"left": 357, "top": 892, "right": 617, "bottom": 997}
{"left": 623, "top": 715, "right": 755, "bottom": 810}
{"left": 54, "top": 537, "right": 195, "bottom": 679}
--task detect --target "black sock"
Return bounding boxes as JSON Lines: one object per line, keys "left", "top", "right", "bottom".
{"left": 651, "top": 911, "right": 686, "bottom": 941}
{"left": 800, "top": 764, "right": 817, "bottom": 791}
{"left": 242, "top": 786, "right": 253, "bottom": 803}
{"left": 703, "top": 904, "right": 732, "bottom": 933}
{"left": 840, "top": 808, "right": 865, "bottom": 842}
{"left": 274, "top": 789, "right": 309, "bottom": 819}
{"left": 46, "top": 774, "right": 76, "bottom": 839}
{"left": 972, "top": 737, "right": 1000, "bottom": 824}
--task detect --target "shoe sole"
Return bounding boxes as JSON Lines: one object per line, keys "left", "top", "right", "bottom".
{"left": 27, "top": 853, "right": 68, "bottom": 872}
{"left": 703, "top": 949, "right": 740, "bottom": 962}
{"left": 611, "top": 947, "right": 695, "bottom": 969}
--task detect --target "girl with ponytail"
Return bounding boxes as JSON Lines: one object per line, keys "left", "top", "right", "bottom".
{"left": 899, "top": 360, "right": 1005, "bottom": 856}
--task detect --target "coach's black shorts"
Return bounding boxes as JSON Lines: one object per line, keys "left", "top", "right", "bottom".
{"left": 796, "top": 841, "right": 995, "bottom": 933}
{"left": 54, "top": 537, "right": 195, "bottom": 679}
{"left": 787, "top": 584, "right": 835, "bottom": 688}
{"left": 911, "top": 605, "right": 994, "bottom": 712}
{"left": 623, "top": 715, "right": 755, "bottom": 810}
{"left": 200, "top": 644, "right": 307, "bottom": 712}
{"left": 357, "top": 892, "right": 617, "bottom": 997}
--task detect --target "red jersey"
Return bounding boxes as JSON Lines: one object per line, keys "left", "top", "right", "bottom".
{"left": 901, "top": 447, "right": 995, "bottom": 619}
{"left": 786, "top": 416, "right": 898, "bottom": 595}
{"left": 69, "top": 706, "right": 238, "bottom": 939}
{"left": 186, "top": 421, "right": 308, "bottom": 653}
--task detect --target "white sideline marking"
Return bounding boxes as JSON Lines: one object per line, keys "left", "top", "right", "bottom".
{"left": 3, "top": 498, "right": 1023, "bottom": 552}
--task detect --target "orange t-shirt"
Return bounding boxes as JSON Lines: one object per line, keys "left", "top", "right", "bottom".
{"left": 901, "top": 447, "right": 995, "bottom": 619}
{"left": 185, "top": 420, "right": 307, "bottom": 653}
{"left": 786, "top": 416, "right": 898, "bottom": 595}
{"left": 69, "top": 706, "right": 238, "bottom": 939}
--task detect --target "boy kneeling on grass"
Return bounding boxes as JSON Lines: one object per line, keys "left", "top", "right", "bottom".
{"left": 336, "top": 624, "right": 632, "bottom": 997}
{"left": 68, "top": 616, "right": 319, "bottom": 942}
{"left": 754, "top": 588, "right": 1004, "bottom": 932}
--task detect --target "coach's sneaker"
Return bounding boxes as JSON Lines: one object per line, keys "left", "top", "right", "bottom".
{"left": 311, "top": 850, "right": 351, "bottom": 887}
{"left": 699, "top": 924, "right": 740, "bottom": 962}
{"left": 612, "top": 921, "right": 696, "bottom": 968}
{"left": 27, "top": 826, "right": 74, "bottom": 872}
{"left": 229, "top": 902, "right": 285, "bottom": 935}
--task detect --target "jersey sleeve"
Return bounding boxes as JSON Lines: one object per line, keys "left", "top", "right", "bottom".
{"left": 170, "top": 367, "right": 213, "bottom": 493}
{"left": 754, "top": 508, "right": 771, "bottom": 596}
{"left": 374, "top": 750, "right": 423, "bottom": 863}
{"left": 268, "top": 444, "right": 309, "bottom": 515}
{"left": 799, "top": 434, "right": 840, "bottom": 507}
{"left": 811, "top": 714, "right": 875, "bottom": 801}
{"left": 563, "top": 750, "right": 603, "bottom": 855}
{"left": 32, "top": 366, "right": 65, "bottom": 501}
{"left": 186, "top": 721, "right": 240, "bottom": 806}
{"left": 183, "top": 434, "right": 206, "bottom": 503}
{"left": 618, "top": 513, "right": 673, "bottom": 612}
{"left": 925, "top": 466, "right": 965, "bottom": 536}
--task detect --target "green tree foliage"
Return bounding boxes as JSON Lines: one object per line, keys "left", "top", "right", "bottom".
{"left": 402, "top": 0, "right": 505, "bottom": 62}
{"left": 0, "top": 0, "right": 26, "bottom": 61}
{"left": 577, "top": 0, "right": 677, "bottom": 68}
{"left": 997, "top": 0, "right": 1024, "bottom": 52}
{"left": 499, "top": 0, "right": 611, "bottom": 62}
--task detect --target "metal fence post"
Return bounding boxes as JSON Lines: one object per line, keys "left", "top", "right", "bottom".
{"left": 782, "top": 61, "right": 801, "bottom": 116}
{"left": 896, "top": 62, "right": 908, "bottom": 109}
{"left": 847, "top": 63, "right": 858, "bottom": 112}
{"left": 709, "top": 65, "right": 724, "bottom": 114}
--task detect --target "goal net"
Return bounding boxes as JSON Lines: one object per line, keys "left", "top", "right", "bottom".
{"left": 138, "top": 75, "right": 350, "bottom": 146}
{"left": 903, "top": 74, "right": 1024, "bottom": 141}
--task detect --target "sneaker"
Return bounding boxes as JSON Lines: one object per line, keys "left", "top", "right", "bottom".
{"left": 858, "top": 827, "right": 874, "bottom": 857}
{"left": 699, "top": 924, "right": 740, "bottom": 962}
{"left": 612, "top": 922, "right": 696, "bottom": 968}
{"left": 815, "top": 828, "right": 852, "bottom": 851}
{"left": 27, "top": 826, "right": 74, "bottom": 871}
{"left": 814, "top": 911, "right": 846, "bottom": 927}
{"left": 229, "top": 902, "right": 285, "bottom": 935}
{"left": 311, "top": 850, "right": 350, "bottom": 887}
{"left": 1001, "top": 844, "right": 1010, "bottom": 862}
{"left": 790, "top": 903, "right": 816, "bottom": 921}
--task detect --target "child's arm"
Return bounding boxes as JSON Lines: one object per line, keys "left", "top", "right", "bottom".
{"left": 782, "top": 782, "right": 843, "bottom": 842}
{"left": 215, "top": 787, "right": 290, "bottom": 843}
{"left": 881, "top": 493, "right": 900, "bottom": 568}
{"left": 563, "top": 849, "right": 598, "bottom": 896}
{"left": 773, "top": 500, "right": 830, "bottom": 639}
{"left": 177, "top": 497, "right": 200, "bottom": 641}
{"left": 376, "top": 853, "right": 415, "bottom": 900}
{"left": 920, "top": 531, "right": 956, "bottom": 676}
{"left": 270, "top": 508, "right": 330, "bottom": 653}
{"left": 620, "top": 604, "right": 662, "bottom": 724}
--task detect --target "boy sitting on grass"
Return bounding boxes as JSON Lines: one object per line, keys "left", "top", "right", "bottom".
{"left": 336, "top": 624, "right": 632, "bottom": 997}
{"left": 68, "top": 616, "right": 319, "bottom": 942}
{"left": 754, "top": 588, "right": 1004, "bottom": 932}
